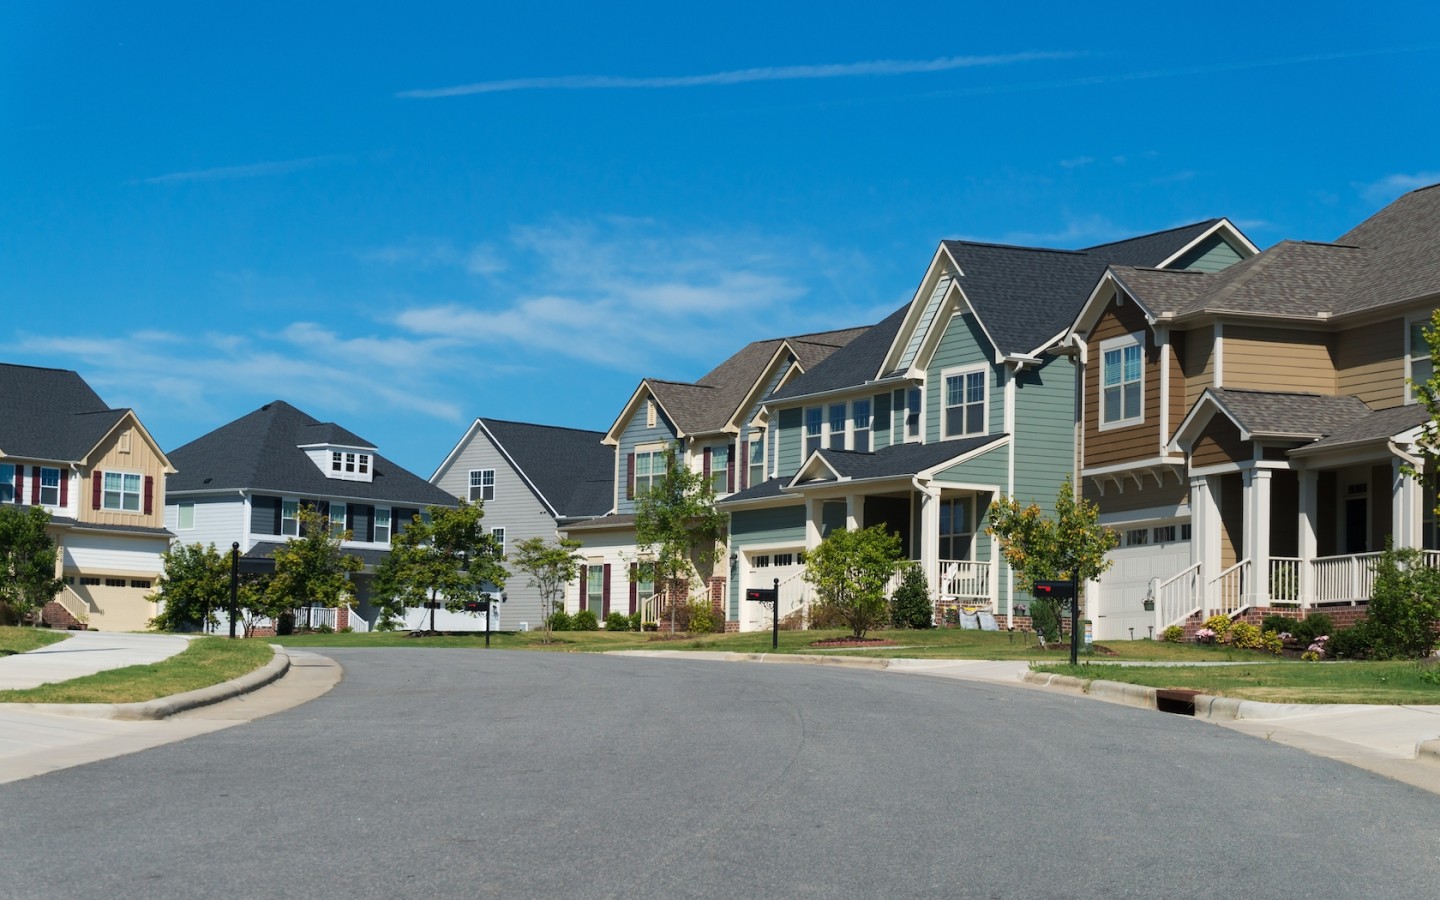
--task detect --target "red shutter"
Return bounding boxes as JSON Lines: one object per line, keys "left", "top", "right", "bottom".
{"left": 31, "top": 466, "right": 41, "bottom": 504}
{"left": 144, "top": 476, "right": 154, "bottom": 515}
{"left": 14, "top": 465, "right": 23, "bottom": 504}
{"left": 91, "top": 471, "right": 102, "bottom": 510}
{"left": 602, "top": 563, "right": 612, "bottom": 617}
{"left": 703, "top": 447, "right": 711, "bottom": 482}
{"left": 739, "top": 441, "right": 749, "bottom": 491}
{"left": 578, "top": 565, "right": 587, "bottom": 611}
{"left": 629, "top": 563, "right": 638, "bottom": 616}
{"left": 625, "top": 453, "right": 635, "bottom": 500}
{"left": 59, "top": 471, "right": 68, "bottom": 507}
{"left": 726, "top": 448, "right": 735, "bottom": 493}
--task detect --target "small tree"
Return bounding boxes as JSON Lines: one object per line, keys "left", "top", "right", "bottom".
{"left": 149, "top": 542, "right": 231, "bottom": 632}
{"left": 1336, "top": 544, "right": 1440, "bottom": 659}
{"left": 988, "top": 476, "right": 1118, "bottom": 650}
{"left": 265, "top": 505, "right": 364, "bottom": 627}
{"left": 889, "top": 562, "right": 934, "bottom": 629}
{"left": 512, "top": 536, "right": 583, "bottom": 644}
{"left": 373, "top": 502, "right": 507, "bottom": 632}
{"left": 0, "top": 505, "right": 63, "bottom": 625}
{"left": 633, "top": 448, "right": 726, "bottom": 629}
{"left": 803, "top": 525, "right": 903, "bottom": 640}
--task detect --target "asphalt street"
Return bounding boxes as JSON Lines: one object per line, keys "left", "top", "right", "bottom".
{"left": 0, "top": 649, "right": 1436, "bottom": 899}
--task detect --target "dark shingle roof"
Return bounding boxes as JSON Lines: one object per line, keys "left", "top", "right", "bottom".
{"left": 1203, "top": 389, "right": 1372, "bottom": 439}
{"left": 1162, "top": 241, "right": 1369, "bottom": 319}
{"left": 1293, "top": 404, "right": 1430, "bottom": 453}
{"left": 479, "top": 418, "right": 613, "bottom": 518}
{"left": 0, "top": 363, "right": 129, "bottom": 461}
{"left": 803, "top": 437, "right": 1006, "bottom": 483}
{"left": 167, "top": 400, "right": 456, "bottom": 506}
{"left": 1082, "top": 220, "right": 1222, "bottom": 267}
{"left": 770, "top": 304, "right": 911, "bottom": 401}
{"left": 560, "top": 512, "right": 638, "bottom": 533}
{"left": 1334, "top": 184, "right": 1440, "bottom": 315}
{"left": 715, "top": 477, "right": 788, "bottom": 505}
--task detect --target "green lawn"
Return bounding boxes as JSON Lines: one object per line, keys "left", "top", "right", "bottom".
{"left": 0, "top": 626, "right": 70, "bottom": 655}
{"left": 0, "top": 637, "right": 273, "bottom": 704}
{"left": 1033, "top": 660, "right": 1440, "bottom": 705}
{"left": 271, "top": 626, "right": 1279, "bottom": 662}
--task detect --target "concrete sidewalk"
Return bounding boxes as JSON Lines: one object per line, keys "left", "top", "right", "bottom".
{"left": 0, "top": 630, "right": 191, "bottom": 690}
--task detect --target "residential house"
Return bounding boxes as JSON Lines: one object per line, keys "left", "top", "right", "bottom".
{"left": 561, "top": 327, "right": 868, "bottom": 626}
{"left": 0, "top": 363, "right": 176, "bottom": 631}
{"left": 1070, "top": 184, "right": 1440, "bottom": 638}
{"left": 164, "top": 400, "right": 458, "bottom": 630}
{"left": 721, "top": 220, "right": 1256, "bottom": 631}
{"left": 430, "top": 418, "right": 613, "bottom": 630}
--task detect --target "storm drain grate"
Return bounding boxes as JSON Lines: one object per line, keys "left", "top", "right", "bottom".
{"left": 1155, "top": 688, "right": 1201, "bottom": 716}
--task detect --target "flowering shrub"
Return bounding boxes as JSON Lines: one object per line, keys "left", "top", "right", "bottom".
{"left": 1162, "top": 625, "right": 1184, "bottom": 643}
{"left": 1195, "top": 627, "right": 1218, "bottom": 644}
{"left": 1301, "top": 635, "right": 1329, "bottom": 662}
{"left": 1228, "top": 621, "right": 1263, "bottom": 649}
{"left": 1202, "top": 614, "right": 1232, "bottom": 640}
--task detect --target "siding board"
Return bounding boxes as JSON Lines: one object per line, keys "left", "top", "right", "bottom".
{"left": 1335, "top": 318, "right": 1404, "bottom": 409}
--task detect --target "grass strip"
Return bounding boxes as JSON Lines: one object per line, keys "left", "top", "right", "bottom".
{"left": 1033, "top": 660, "right": 1440, "bottom": 705}
{"left": 0, "top": 626, "right": 70, "bottom": 655}
{"left": 0, "top": 637, "right": 273, "bottom": 704}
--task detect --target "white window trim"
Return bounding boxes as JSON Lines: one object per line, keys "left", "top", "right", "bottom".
{"left": 939, "top": 365, "right": 989, "bottom": 439}
{"left": 280, "top": 498, "right": 300, "bottom": 537}
{"left": 374, "top": 506, "right": 392, "bottom": 544}
{"left": 633, "top": 443, "right": 669, "bottom": 497}
{"left": 1098, "top": 332, "right": 1146, "bottom": 431}
{"left": 827, "top": 402, "right": 848, "bottom": 451}
{"left": 38, "top": 466, "right": 62, "bottom": 507}
{"left": 490, "top": 526, "right": 506, "bottom": 557}
{"left": 1405, "top": 311, "right": 1436, "bottom": 405}
{"left": 102, "top": 470, "right": 144, "bottom": 514}
{"left": 905, "top": 383, "right": 925, "bottom": 444}
{"left": 178, "top": 500, "right": 195, "bottom": 530}
{"left": 469, "top": 468, "right": 496, "bottom": 502}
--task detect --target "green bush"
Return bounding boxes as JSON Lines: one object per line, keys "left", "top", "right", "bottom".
{"left": 1162, "top": 625, "right": 1184, "bottom": 643}
{"left": 1030, "top": 597, "right": 1062, "bottom": 642}
{"left": 889, "top": 564, "right": 934, "bottom": 629}
{"left": 314, "top": 622, "right": 334, "bottom": 634}
{"left": 604, "top": 611, "right": 630, "bottom": 631}
{"left": 1292, "top": 613, "right": 1334, "bottom": 644}
{"left": 1201, "top": 614, "right": 1231, "bottom": 640}
{"left": 548, "top": 610, "right": 573, "bottom": 632}
{"left": 1227, "top": 621, "right": 1262, "bottom": 648}
{"left": 573, "top": 610, "right": 599, "bottom": 631}
{"left": 628, "top": 611, "right": 642, "bottom": 632}
{"left": 1341, "top": 546, "right": 1440, "bottom": 659}
{"left": 808, "top": 601, "right": 848, "bottom": 630}
{"left": 1262, "top": 613, "right": 1301, "bottom": 635}
{"left": 338, "top": 626, "right": 353, "bottom": 634}
{"left": 1327, "top": 626, "right": 1368, "bottom": 659}
{"left": 686, "top": 600, "right": 722, "bottom": 634}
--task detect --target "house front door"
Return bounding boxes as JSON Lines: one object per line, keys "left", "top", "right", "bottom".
{"left": 1345, "top": 492, "right": 1368, "bottom": 554}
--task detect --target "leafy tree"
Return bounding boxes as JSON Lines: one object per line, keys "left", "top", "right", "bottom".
{"left": 264, "top": 504, "right": 364, "bottom": 625}
{"left": 372, "top": 501, "right": 507, "bottom": 632}
{"left": 633, "top": 447, "right": 726, "bottom": 630}
{"left": 511, "top": 536, "right": 583, "bottom": 644}
{"left": 1335, "top": 544, "right": 1440, "bottom": 659}
{"left": 0, "top": 505, "right": 63, "bottom": 626}
{"left": 149, "top": 542, "right": 230, "bottom": 632}
{"left": 803, "top": 525, "right": 903, "bottom": 639}
{"left": 889, "top": 562, "right": 934, "bottom": 629}
{"left": 988, "top": 475, "right": 1118, "bottom": 648}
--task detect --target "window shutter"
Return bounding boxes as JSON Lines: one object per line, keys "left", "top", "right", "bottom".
{"left": 739, "top": 441, "right": 749, "bottom": 491}
{"left": 626, "top": 453, "right": 635, "bottom": 500}
{"left": 273, "top": 499, "right": 282, "bottom": 535}
{"left": 59, "top": 471, "right": 68, "bottom": 507}
{"left": 31, "top": 467, "right": 41, "bottom": 505}
{"left": 629, "top": 563, "right": 638, "bottom": 615}
{"left": 726, "top": 449, "right": 735, "bottom": 493}
{"left": 602, "top": 563, "right": 612, "bottom": 617}
{"left": 144, "top": 476, "right": 154, "bottom": 515}
{"left": 703, "top": 447, "right": 711, "bottom": 481}
{"left": 12, "top": 466, "right": 22, "bottom": 504}
{"left": 91, "top": 471, "right": 101, "bottom": 510}
{"left": 578, "top": 565, "right": 588, "bottom": 611}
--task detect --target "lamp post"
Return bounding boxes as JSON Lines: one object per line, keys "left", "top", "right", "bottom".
{"left": 229, "top": 542, "right": 239, "bottom": 639}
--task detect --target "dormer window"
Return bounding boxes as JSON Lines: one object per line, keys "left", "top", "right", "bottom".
{"left": 319, "top": 447, "right": 373, "bottom": 481}
{"left": 331, "top": 452, "right": 343, "bottom": 473}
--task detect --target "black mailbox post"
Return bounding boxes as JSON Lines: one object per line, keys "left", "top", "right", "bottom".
{"left": 746, "top": 579, "right": 781, "bottom": 650}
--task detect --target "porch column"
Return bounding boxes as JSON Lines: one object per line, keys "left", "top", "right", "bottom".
{"left": 917, "top": 485, "right": 941, "bottom": 601}
{"left": 1244, "top": 468, "right": 1272, "bottom": 607}
{"left": 845, "top": 494, "right": 861, "bottom": 531}
{"left": 804, "top": 498, "right": 822, "bottom": 551}
{"left": 1297, "top": 468, "right": 1318, "bottom": 610}
{"left": 1392, "top": 456, "right": 1423, "bottom": 551}
{"left": 1191, "top": 475, "right": 1221, "bottom": 618}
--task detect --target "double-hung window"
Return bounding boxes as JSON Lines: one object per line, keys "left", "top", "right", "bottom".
{"left": 281, "top": 499, "right": 299, "bottom": 536}
{"left": 634, "top": 448, "right": 665, "bottom": 497}
{"left": 586, "top": 565, "right": 605, "bottom": 611}
{"left": 1101, "top": 335, "right": 1144, "bottom": 427}
{"left": 374, "top": 507, "right": 391, "bottom": 544}
{"left": 1408, "top": 315, "right": 1435, "bottom": 402}
{"left": 906, "top": 388, "right": 922, "bottom": 440}
{"left": 330, "top": 503, "right": 348, "bottom": 537}
{"left": 828, "top": 404, "right": 847, "bottom": 450}
{"left": 39, "top": 468, "right": 60, "bottom": 506}
{"left": 0, "top": 464, "right": 13, "bottom": 504}
{"left": 942, "top": 368, "right": 987, "bottom": 438}
{"left": 491, "top": 527, "right": 506, "bottom": 557}
{"left": 748, "top": 432, "right": 765, "bottom": 487}
{"left": 939, "top": 497, "right": 974, "bottom": 560}
{"left": 469, "top": 469, "right": 495, "bottom": 502}
{"left": 852, "top": 399, "right": 872, "bottom": 452}
{"left": 804, "top": 407, "right": 823, "bottom": 455}
{"left": 103, "top": 472, "right": 142, "bottom": 512}
{"left": 710, "top": 445, "right": 729, "bottom": 494}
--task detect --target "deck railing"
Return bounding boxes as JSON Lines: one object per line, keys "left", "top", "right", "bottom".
{"left": 940, "top": 559, "right": 990, "bottom": 600}
{"left": 1208, "top": 559, "right": 1250, "bottom": 618}
{"left": 1154, "top": 563, "right": 1202, "bottom": 631}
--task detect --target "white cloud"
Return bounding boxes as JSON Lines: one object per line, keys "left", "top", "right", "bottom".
{"left": 1059, "top": 156, "right": 1094, "bottom": 169}
{"left": 137, "top": 156, "right": 335, "bottom": 185}
{"left": 396, "top": 51, "right": 1077, "bottom": 98}
{"left": 1359, "top": 172, "right": 1440, "bottom": 205}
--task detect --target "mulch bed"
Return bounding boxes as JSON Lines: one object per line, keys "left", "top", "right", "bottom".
{"left": 808, "top": 637, "right": 901, "bottom": 648}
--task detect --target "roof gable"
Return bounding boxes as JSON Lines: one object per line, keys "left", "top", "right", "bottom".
{"left": 475, "top": 418, "right": 613, "bottom": 518}
{"left": 0, "top": 363, "right": 155, "bottom": 464}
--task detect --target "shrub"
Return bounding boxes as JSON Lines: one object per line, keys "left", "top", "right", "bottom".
{"left": 314, "top": 622, "right": 334, "bottom": 634}
{"left": 889, "top": 564, "right": 934, "bottom": 629}
{"left": 628, "top": 611, "right": 642, "bottom": 632}
{"left": 1292, "top": 613, "right": 1334, "bottom": 645}
{"left": 685, "top": 600, "right": 723, "bottom": 634}
{"left": 1031, "top": 597, "right": 1062, "bottom": 642}
{"left": 573, "top": 610, "right": 599, "bottom": 631}
{"left": 338, "top": 626, "right": 353, "bottom": 634}
{"left": 1354, "top": 546, "right": 1440, "bottom": 659}
{"left": 604, "top": 611, "right": 630, "bottom": 631}
{"left": 1162, "top": 625, "right": 1184, "bottom": 643}
{"left": 1202, "top": 614, "right": 1231, "bottom": 640}
{"left": 808, "top": 601, "right": 849, "bottom": 630}
{"left": 1227, "top": 621, "right": 1262, "bottom": 648}
{"left": 942, "top": 607, "right": 960, "bottom": 627}
{"left": 1327, "top": 627, "right": 1367, "bottom": 659}
{"left": 548, "top": 610, "right": 573, "bottom": 632}
{"left": 1262, "top": 613, "right": 1300, "bottom": 635}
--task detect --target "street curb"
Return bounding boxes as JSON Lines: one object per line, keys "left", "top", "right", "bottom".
{"left": 744, "top": 652, "right": 890, "bottom": 670}
{"left": 1019, "top": 672, "right": 1157, "bottom": 709}
{"left": 7, "top": 645, "right": 290, "bottom": 721}
{"left": 1417, "top": 739, "right": 1440, "bottom": 765}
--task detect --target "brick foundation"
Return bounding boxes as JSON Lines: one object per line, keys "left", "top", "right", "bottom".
{"left": 1180, "top": 604, "right": 1370, "bottom": 640}
{"left": 40, "top": 600, "right": 86, "bottom": 630}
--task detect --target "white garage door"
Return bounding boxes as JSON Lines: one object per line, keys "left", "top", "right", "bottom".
{"left": 1092, "top": 537, "right": 1191, "bottom": 640}
{"left": 744, "top": 549, "right": 807, "bottom": 631}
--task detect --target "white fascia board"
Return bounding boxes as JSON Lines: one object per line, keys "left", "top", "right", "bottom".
{"left": 429, "top": 418, "right": 485, "bottom": 483}
{"left": 1081, "top": 456, "right": 1185, "bottom": 478}
{"left": 880, "top": 244, "right": 961, "bottom": 377}
{"left": 785, "top": 451, "right": 845, "bottom": 488}
{"left": 1169, "top": 390, "right": 1246, "bottom": 451}
{"left": 1155, "top": 218, "right": 1260, "bottom": 269}
{"left": 764, "top": 375, "right": 910, "bottom": 408}
{"left": 915, "top": 435, "right": 1011, "bottom": 480}
{"left": 725, "top": 343, "right": 798, "bottom": 433}
{"left": 909, "top": 279, "right": 1002, "bottom": 376}
{"left": 475, "top": 420, "right": 561, "bottom": 520}
{"left": 602, "top": 382, "right": 652, "bottom": 446}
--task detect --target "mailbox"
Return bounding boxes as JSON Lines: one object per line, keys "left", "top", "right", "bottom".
{"left": 746, "top": 588, "right": 778, "bottom": 603}
{"left": 1032, "top": 580, "right": 1075, "bottom": 600}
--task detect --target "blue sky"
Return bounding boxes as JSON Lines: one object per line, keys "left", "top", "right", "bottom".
{"left": 4, "top": 2, "right": 1438, "bottom": 476}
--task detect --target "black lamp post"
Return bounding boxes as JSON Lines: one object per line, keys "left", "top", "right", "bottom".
{"left": 229, "top": 542, "right": 239, "bottom": 639}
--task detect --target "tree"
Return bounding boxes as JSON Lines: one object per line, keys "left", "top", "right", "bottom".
{"left": 511, "top": 536, "right": 583, "bottom": 644}
{"left": 0, "top": 505, "right": 63, "bottom": 626}
{"left": 149, "top": 542, "right": 230, "bottom": 632}
{"left": 373, "top": 501, "right": 507, "bottom": 632}
{"left": 988, "top": 475, "right": 1118, "bottom": 656}
{"left": 803, "top": 525, "right": 903, "bottom": 640}
{"left": 1333, "top": 544, "right": 1440, "bottom": 659}
{"left": 633, "top": 447, "right": 726, "bottom": 629}
{"left": 264, "top": 504, "right": 364, "bottom": 627}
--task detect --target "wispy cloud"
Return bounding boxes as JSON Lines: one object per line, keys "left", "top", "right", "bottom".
{"left": 397, "top": 51, "right": 1078, "bottom": 99}
{"left": 137, "top": 156, "right": 336, "bottom": 185}
{"left": 1058, "top": 156, "right": 1094, "bottom": 169}
{"left": 1359, "top": 171, "right": 1440, "bottom": 205}
{"left": 360, "top": 238, "right": 508, "bottom": 275}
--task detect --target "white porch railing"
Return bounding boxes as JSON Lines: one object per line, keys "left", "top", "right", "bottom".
{"left": 1267, "top": 558, "right": 1302, "bottom": 605}
{"left": 1312, "top": 552, "right": 1382, "bottom": 604}
{"left": 940, "top": 559, "right": 990, "bottom": 601}
{"left": 1154, "top": 563, "right": 1201, "bottom": 631}
{"left": 774, "top": 570, "right": 813, "bottom": 627}
{"left": 1209, "top": 559, "right": 1250, "bottom": 618}
{"left": 55, "top": 586, "right": 91, "bottom": 626}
